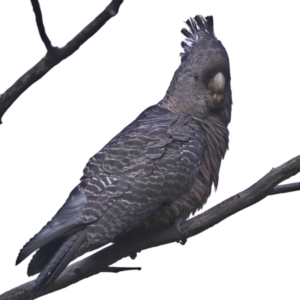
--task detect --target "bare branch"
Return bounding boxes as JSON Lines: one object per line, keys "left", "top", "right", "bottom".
{"left": 0, "top": 0, "right": 124, "bottom": 124}
{"left": 269, "top": 182, "right": 300, "bottom": 195}
{"left": 30, "top": 0, "right": 53, "bottom": 51}
{"left": 1, "top": 155, "right": 299, "bottom": 300}
{"left": 0, "top": 266, "right": 140, "bottom": 300}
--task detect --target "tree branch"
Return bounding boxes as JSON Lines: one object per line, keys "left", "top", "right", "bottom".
{"left": 30, "top": 0, "right": 53, "bottom": 51}
{"left": 0, "top": 0, "right": 124, "bottom": 124}
{"left": 0, "top": 266, "right": 140, "bottom": 300}
{"left": 269, "top": 182, "right": 300, "bottom": 195}
{"left": 1, "top": 155, "right": 299, "bottom": 300}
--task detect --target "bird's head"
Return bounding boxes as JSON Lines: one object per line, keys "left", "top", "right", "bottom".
{"left": 162, "top": 15, "right": 232, "bottom": 124}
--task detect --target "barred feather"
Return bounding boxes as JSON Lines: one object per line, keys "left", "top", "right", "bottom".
{"left": 16, "top": 14, "right": 232, "bottom": 295}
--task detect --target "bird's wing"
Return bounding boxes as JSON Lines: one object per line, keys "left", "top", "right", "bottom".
{"left": 17, "top": 105, "right": 205, "bottom": 264}
{"left": 79, "top": 105, "right": 206, "bottom": 244}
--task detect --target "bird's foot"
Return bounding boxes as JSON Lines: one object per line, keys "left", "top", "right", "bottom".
{"left": 175, "top": 217, "right": 187, "bottom": 245}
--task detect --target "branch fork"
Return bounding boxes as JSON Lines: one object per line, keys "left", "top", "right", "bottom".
{"left": 0, "top": 0, "right": 124, "bottom": 124}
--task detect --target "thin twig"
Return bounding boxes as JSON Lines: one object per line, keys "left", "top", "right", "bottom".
{"left": 1, "top": 155, "right": 299, "bottom": 300}
{"left": 269, "top": 182, "right": 300, "bottom": 195}
{"left": 98, "top": 266, "right": 141, "bottom": 272}
{"left": 0, "top": 0, "right": 124, "bottom": 124}
{"left": 30, "top": 0, "right": 53, "bottom": 51}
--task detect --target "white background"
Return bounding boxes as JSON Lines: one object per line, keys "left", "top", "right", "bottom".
{"left": 1, "top": 1, "right": 300, "bottom": 299}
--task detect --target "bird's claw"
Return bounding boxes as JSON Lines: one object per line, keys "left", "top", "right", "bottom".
{"left": 130, "top": 252, "right": 137, "bottom": 260}
{"left": 175, "top": 217, "right": 187, "bottom": 245}
{"left": 178, "top": 238, "right": 187, "bottom": 245}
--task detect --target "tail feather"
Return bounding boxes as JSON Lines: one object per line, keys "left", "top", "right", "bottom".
{"left": 27, "top": 236, "right": 68, "bottom": 276}
{"left": 16, "top": 186, "right": 86, "bottom": 265}
{"left": 32, "top": 230, "right": 86, "bottom": 296}
{"left": 16, "top": 220, "right": 84, "bottom": 265}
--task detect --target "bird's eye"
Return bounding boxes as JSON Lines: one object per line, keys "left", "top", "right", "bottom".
{"left": 194, "top": 73, "right": 199, "bottom": 81}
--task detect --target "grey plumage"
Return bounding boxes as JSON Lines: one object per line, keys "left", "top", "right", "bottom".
{"left": 16, "top": 15, "right": 232, "bottom": 294}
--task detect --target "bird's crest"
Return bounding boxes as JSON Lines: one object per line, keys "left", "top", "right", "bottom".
{"left": 180, "top": 15, "right": 215, "bottom": 60}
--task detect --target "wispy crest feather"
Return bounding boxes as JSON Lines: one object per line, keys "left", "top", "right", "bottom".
{"left": 180, "top": 15, "right": 215, "bottom": 60}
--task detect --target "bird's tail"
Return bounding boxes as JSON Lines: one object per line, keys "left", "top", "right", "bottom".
{"left": 16, "top": 186, "right": 86, "bottom": 266}
{"left": 31, "top": 229, "right": 86, "bottom": 297}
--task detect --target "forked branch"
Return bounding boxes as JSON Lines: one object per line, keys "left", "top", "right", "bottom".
{"left": 0, "top": 0, "right": 124, "bottom": 124}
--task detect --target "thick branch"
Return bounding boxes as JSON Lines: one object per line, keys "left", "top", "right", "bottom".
{"left": 0, "top": 266, "right": 140, "bottom": 300}
{"left": 1, "top": 155, "right": 300, "bottom": 300}
{"left": 0, "top": 0, "right": 124, "bottom": 124}
{"left": 30, "top": 0, "right": 53, "bottom": 51}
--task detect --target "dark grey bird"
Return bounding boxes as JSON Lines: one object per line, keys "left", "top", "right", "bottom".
{"left": 16, "top": 15, "right": 232, "bottom": 293}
